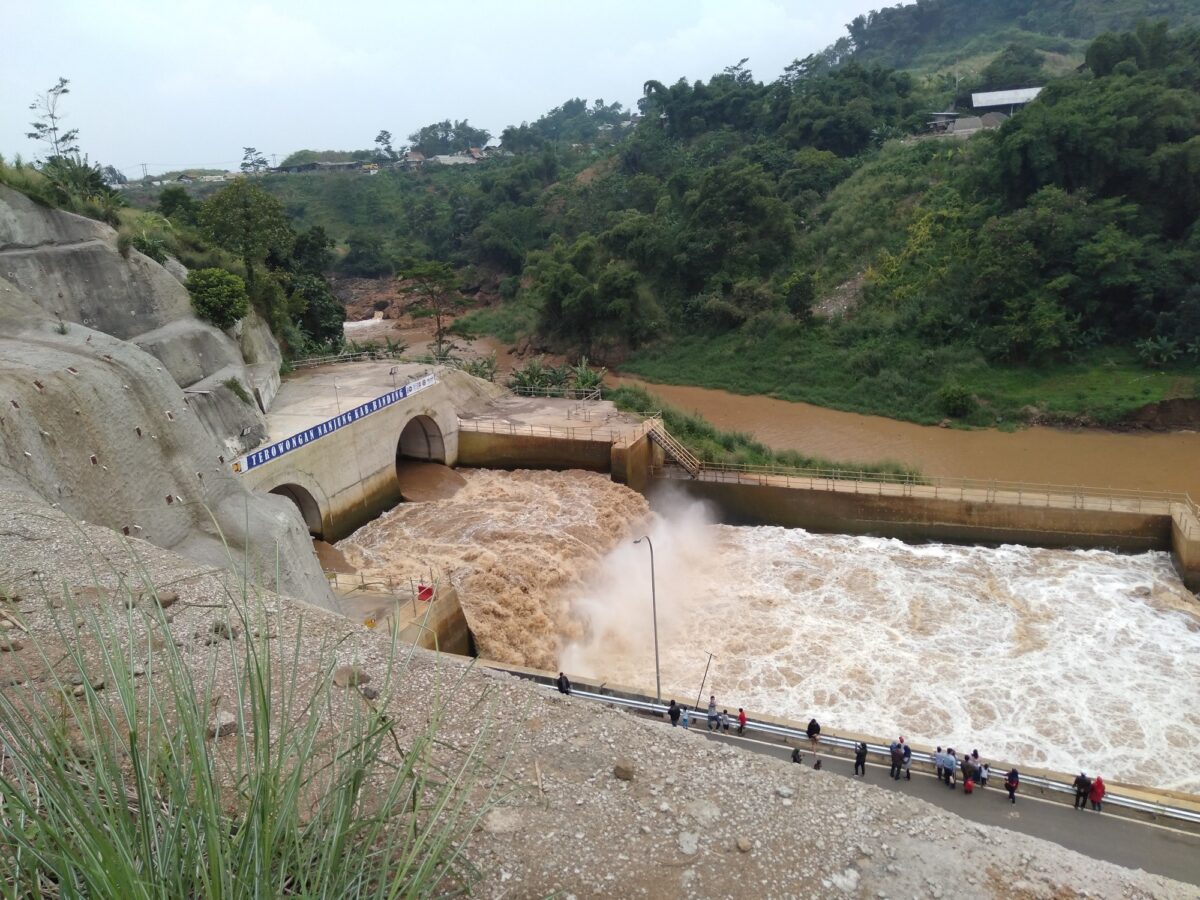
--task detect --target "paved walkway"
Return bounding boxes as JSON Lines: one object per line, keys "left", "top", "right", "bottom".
{"left": 701, "top": 729, "right": 1200, "bottom": 886}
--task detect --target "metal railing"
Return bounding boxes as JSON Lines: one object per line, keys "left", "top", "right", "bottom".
{"left": 290, "top": 349, "right": 406, "bottom": 369}
{"left": 508, "top": 385, "right": 604, "bottom": 401}
{"left": 456, "top": 414, "right": 657, "bottom": 447}
{"left": 646, "top": 422, "right": 702, "bottom": 477}
{"left": 524, "top": 682, "right": 1200, "bottom": 827}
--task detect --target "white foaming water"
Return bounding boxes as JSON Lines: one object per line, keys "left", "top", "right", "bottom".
{"left": 561, "top": 496, "right": 1200, "bottom": 792}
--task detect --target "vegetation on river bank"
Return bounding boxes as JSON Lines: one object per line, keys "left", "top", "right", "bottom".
{"left": 607, "top": 384, "right": 919, "bottom": 477}
{"left": 621, "top": 337, "right": 1194, "bottom": 427}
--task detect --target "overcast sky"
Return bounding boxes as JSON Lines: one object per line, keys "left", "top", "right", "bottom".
{"left": 2, "top": 0, "right": 897, "bottom": 176}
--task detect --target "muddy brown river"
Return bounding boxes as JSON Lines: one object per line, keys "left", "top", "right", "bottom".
{"left": 613, "top": 377, "right": 1200, "bottom": 499}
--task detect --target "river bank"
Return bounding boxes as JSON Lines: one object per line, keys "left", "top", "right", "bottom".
{"left": 612, "top": 376, "right": 1200, "bottom": 499}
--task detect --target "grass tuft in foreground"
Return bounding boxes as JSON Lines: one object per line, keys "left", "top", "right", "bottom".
{"left": 0, "top": 567, "right": 504, "bottom": 898}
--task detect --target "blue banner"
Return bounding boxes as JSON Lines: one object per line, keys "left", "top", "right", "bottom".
{"left": 232, "top": 372, "right": 436, "bottom": 473}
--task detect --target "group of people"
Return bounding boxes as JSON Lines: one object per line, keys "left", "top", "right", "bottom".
{"left": 932, "top": 746, "right": 1012, "bottom": 801}
{"left": 555, "top": 676, "right": 1065, "bottom": 811}
{"left": 1073, "top": 772, "right": 1107, "bottom": 812}
{"left": 675, "top": 696, "right": 747, "bottom": 735}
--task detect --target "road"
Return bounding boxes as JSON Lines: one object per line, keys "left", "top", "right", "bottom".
{"left": 701, "top": 729, "right": 1200, "bottom": 886}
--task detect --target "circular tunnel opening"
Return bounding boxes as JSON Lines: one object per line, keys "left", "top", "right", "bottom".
{"left": 397, "top": 414, "right": 446, "bottom": 463}
{"left": 269, "top": 483, "right": 324, "bottom": 539}
{"left": 396, "top": 414, "right": 462, "bottom": 502}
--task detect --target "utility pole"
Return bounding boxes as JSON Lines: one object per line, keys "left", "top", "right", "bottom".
{"left": 140, "top": 162, "right": 148, "bottom": 179}
{"left": 633, "top": 535, "right": 661, "bottom": 702}
{"left": 693, "top": 651, "right": 714, "bottom": 716}
{"left": 271, "top": 153, "right": 278, "bottom": 167}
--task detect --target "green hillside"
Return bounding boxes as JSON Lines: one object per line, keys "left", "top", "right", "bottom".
{"left": 835, "top": 0, "right": 1200, "bottom": 71}
{"left": 136, "top": 10, "right": 1200, "bottom": 427}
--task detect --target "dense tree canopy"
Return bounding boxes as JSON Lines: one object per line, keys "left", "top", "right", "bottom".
{"left": 237, "top": 18, "right": 1199, "bottom": 425}
{"left": 407, "top": 120, "right": 491, "bottom": 156}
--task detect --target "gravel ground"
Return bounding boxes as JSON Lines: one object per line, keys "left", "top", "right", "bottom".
{"left": 0, "top": 489, "right": 1190, "bottom": 899}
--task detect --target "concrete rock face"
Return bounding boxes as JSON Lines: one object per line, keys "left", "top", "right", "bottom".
{"left": 0, "top": 186, "right": 280, "bottom": 453}
{"left": 0, "top": 190, "right": 332, "bottom": 610}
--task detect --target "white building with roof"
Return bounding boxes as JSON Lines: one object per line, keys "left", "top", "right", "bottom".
{"left": 972, "top": 87, "right": 1043, "bottom": 111}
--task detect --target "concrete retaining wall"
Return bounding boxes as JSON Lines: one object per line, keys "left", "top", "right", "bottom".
{"left": 1171, "top": 516, "right": 1200, "bottom": 591}
{"left": 657, "top": 479, "right": 1174, "bottom": 553}
{"left": 395, "top": 587, "right": 472, "bottom": 656}
{"left": 610, "top": 432, "right": 658, "bottom": 493}
{"left": 457, "top": 431, "right": 613, "bottom": 473}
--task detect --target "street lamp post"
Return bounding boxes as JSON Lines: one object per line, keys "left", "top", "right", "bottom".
{"left": 633, "top": 535, "right": 661, "bottom": 702}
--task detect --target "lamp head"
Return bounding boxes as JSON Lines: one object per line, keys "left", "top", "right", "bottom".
{"left": 633, "top": 537, "right": 643, "bottom": 545}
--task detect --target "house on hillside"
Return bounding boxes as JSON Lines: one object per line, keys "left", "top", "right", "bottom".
{"left": 314, "top": 161, "right": 362, "bottom": 172}
{"left": 427, "top": 154, "right": 476, "bottom": 166}
{"left": 467, "top": 146, "right": 484, "bottom": 161}
{"left": 276, "top": 161, "right": 320, "bottom": 174}
{"left": 972, "top": 87, "right": 1043, "bottom": 114}
{"left": 198, "top": 174, "right": 227, "bottom": 183}
{"left": 927, "top": 108, "right": 960, "bottom": 133}
{"left": 175, "top": 174, "right": 196, "bottom": 183}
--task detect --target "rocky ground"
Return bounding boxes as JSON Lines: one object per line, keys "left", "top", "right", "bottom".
{"left": 0, "top": 488, "right": 1191, "bottom": 899}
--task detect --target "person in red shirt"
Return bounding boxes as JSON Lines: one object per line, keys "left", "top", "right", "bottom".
{"left": 737, "top": 708, "right": 748, "bottom": 735}
{"left": 1089, "top": 775, "right": 1106, "bottom": 812}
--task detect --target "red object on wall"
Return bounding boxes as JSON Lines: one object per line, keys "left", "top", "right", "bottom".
{"left": 417, "top": 583, "right": 435, "bottom": 602}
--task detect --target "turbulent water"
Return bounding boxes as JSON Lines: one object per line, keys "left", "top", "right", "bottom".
{"left": 339, "top": 469, "right": 1200, "bottom": 792}
{"left": 337, "top": 469, "right": 650, "bottom": 667}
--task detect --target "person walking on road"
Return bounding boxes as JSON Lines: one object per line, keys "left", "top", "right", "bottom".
{"left": 707, "top": 695, "right": 718, "bottom": 732}
{"left": 806, "top": 718, "right": 821, "bottom": 752}
{"left": 854, "top": 741, "right": 868, "bottom": 777}
{"left": 934, "top": 746, "right": 944, "bottom": 782}
{"left": 681, "top": 706, "right": 690, "bottom": 729}
{"left": 556, "top": 672, "right": 571, "bottom": 695}
{"left": 1073, "top": 772, "right": 1092, "bottom": 810}
{"left": 1005, "top": 768, "right": 1020, "bottom": 804}
{"left": 720, "top": 709, "right": 731, "bottom": 733}
{"left": 945, "top": 749, "right": 957, "bottom": 788}
{"left": 889, "top": 738, "right": 904, "bottom": 780}
{"left": 668, "top": 699, "right": 680, "bottom": 726}
{"left": 978, "top": 763, "right": 990, "bottom": 789}
{"left": 902, "top": 739, "right": 912, "bottom": 780}
{"left": 1090, "top": 775, "right": 1106, "bottom": 812}
{"left": 737, "top": 708, "right": 748, "bottom": 736}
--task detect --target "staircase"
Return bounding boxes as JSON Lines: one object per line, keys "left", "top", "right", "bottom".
{"left": 647, "top": 422, "right": 702, "bottom": 478}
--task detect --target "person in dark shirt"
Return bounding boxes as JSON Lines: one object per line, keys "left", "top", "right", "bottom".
{"left": 555, "top": 672, "right": 571, "bottom": 695}
{"left": 806, "top": 717, "right": 821, "bottom": 752}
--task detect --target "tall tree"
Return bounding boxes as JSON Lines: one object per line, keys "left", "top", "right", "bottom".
{"left": 27, "top": 77, "right": 79, "bottom": 161}
{"left": 399, "top": 261, "right": 467, "bottom": 358}
{"left": 200, "top": 178, "right": 292, "bottom": 287}
{"left": 240, "top": 146, "right": 269, "bottom": 174}
{"left": 374, "top": 129, "right": 397, "bottom": 160}
{"left": 407, "top": 119, "right": 492, "bottom": 156}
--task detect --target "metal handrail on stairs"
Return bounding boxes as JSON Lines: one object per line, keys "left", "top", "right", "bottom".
{"left": 646, "top": 422, "right": 702, "bottom": 477}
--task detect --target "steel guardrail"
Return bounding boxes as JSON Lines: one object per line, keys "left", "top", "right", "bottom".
{"left": 528, "top": 683, "right": 1200, "bottom": 826}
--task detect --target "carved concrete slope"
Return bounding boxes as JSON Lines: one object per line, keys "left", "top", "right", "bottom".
{"left": 0, "top": 191, "right": 333, "bottom": 609}
{"left": 0, "top": 184, "right": 277, "bottom": 457}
